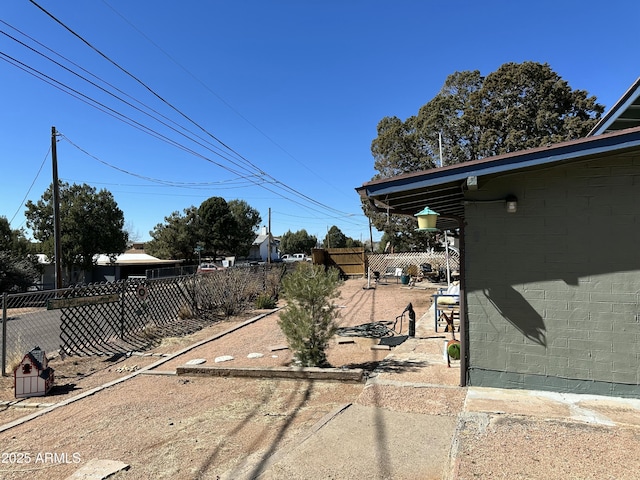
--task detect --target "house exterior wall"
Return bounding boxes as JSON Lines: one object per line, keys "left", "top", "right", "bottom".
{"left": 249, "top": 238, "right": 279, "bottom": 262}
{"left": 464, "top": 152, "right": 640, "bottom": 398}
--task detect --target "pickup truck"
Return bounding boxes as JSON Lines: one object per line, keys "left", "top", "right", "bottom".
{"left": 281, "top": 253, "right": 310, "bottom": 262}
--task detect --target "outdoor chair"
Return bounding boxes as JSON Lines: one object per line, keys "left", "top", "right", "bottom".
{"left": 382, "top": 266, "right": 403, "bottom": 284}
{"left": 433, "top": 282, "right": 460, "bottom": 333}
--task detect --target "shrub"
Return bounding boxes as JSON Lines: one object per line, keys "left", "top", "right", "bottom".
{"left": 277, "top": 263, "right": 342, "bottom": 367}
{"left": 255, "top": 293, "right": 277, "bottom": 309}
{"left": 178, "top": 303, "right": 195, "bottom": 319}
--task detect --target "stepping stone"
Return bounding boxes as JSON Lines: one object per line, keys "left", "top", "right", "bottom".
{"left": 185, "top": 358, "right": 206, "bottom": 365}
{"left": 214, "top": 355, "right": 234, "bottom": 363}
{"left": 247, "top": 352, "right": 264, "bottom": 359}
{"left": 66, "top": 459, "right": 129, "bottom": 479}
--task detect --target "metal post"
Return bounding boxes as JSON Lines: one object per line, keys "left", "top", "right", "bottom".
{"left": 120, "top": 280, "right": 126, "bottom": 339}
{"left": 445, "top": 230, "right": 451, "bottom": 287}
{"left": 2, "top": 293, "right": 7, "bottom": 376}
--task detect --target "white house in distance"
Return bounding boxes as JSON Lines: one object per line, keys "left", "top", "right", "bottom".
{"left": 249, "top": 226, "right": 279, "bottom": 263}
{"left": 94, "top": 243, "right": 182, "bottom": 281}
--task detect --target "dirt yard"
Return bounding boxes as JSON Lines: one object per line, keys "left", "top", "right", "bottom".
{"left": 0, "top": 278, "right": 438, "bottom": 479}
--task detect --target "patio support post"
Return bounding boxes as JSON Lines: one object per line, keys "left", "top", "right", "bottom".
{"left": 458, "top": 221, "right": 467, "bottom": 387}
{"left": 2, "top": 292, "right": 6, "bottom": 376}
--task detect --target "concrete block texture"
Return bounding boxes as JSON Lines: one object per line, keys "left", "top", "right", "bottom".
{"left": 464, "top": 153, "right": 640, "bottom": 398}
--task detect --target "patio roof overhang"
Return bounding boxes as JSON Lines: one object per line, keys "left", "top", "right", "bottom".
{"left": 356, "top": 126, "right": 640, "bottom": 231}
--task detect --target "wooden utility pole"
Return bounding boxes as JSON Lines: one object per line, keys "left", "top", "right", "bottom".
{"left": 51, "top": 126, "right": 63, "bottom": 289}
{"left": 267, "top": 208, "right": 272, "bottom": 264}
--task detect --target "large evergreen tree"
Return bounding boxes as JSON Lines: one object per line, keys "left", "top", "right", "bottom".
{"left": 227, "top": 199, "right": 261, "bottom": 257}
{"left": 147, "top": 197, "right": 261, "bottom": 261}
{"left": 367, "top": 62, "right": 605, "bottom": 246}
{"left": 25, "top": 182, "right": 128, "bottom": 284}
{"left": 322, "top": 225, "right": 363, "bottom": 249}
{"left": 146, "top": 207, "right": 200, "bottom": 261}
{"left": 279, "top": 229, "right": 317, "bottom": 255}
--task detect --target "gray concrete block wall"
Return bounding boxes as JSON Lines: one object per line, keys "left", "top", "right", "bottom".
{"left": 464, "top": 152, "right": 640, "bottom": 397}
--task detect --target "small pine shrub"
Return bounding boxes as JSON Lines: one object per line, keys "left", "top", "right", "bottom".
{"left": 277, "top": 263, "right": 342, "bottom": 367}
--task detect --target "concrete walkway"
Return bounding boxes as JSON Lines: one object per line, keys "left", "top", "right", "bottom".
{"left": 224, "top": 305, "right": 640, "bottom": 480}
{"left": 220, "top": 308, "right": 463, "bottom": 479}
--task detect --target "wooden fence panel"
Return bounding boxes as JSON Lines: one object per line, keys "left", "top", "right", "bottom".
{"left": 313, "top": 247, "right": 366, "bottom": 277}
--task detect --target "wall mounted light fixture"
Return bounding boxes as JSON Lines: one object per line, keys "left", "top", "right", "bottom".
{"left": 505, "top": 195, "right": 518, "bottom": 213}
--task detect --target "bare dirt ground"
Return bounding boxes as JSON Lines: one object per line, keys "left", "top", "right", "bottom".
{"left": 0, "top": 278, "right": 439, "bottom": 480}
{"left": 3, "top": 277, "right": 640, "bottom": 480}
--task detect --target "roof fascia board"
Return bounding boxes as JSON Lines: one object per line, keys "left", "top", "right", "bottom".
{"left": 362, "top": 129, "right": 640, "bottom": 198}
{"left": 589, "top": 77, "right": 640, "bottom": 136}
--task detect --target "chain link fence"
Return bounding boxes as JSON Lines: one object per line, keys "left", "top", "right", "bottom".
{"left": 1, "top": 288, "right": 67, "bottom": 376}
{"left": 2, "top": 263, "right": 288, "bottom": 375}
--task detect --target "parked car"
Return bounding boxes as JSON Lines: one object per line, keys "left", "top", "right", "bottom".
{"left": 281, "top": 253, "right": 310, "bottom": 262}
{"left": 197, "top": 263, "right": 224, "bottom": 273}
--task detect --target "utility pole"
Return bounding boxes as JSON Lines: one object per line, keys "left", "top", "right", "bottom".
{"left": 51, "top": 126, "right": 63, "bottom": 290}
{"left": 267, "top": 208, "right": 272, "bottom": 264}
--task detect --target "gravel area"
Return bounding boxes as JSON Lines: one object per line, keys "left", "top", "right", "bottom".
{"left": 0, "top": 278, "right": 442, "bottom": 479}
{"left": 2, "top": 277, "right": 638, "bottom": 479}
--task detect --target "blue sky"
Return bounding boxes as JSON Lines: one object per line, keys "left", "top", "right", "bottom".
{"left": 1, "top": 1, "right": 638, "bottom": 245}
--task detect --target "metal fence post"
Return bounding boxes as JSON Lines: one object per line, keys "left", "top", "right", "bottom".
{"left": 120, "top": 279, "right": 127, "bottom": 339}
{"left": 2, "top": 292, "right": 7, "bottom": 376}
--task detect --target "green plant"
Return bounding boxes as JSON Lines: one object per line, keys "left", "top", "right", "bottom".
{"left": 277, "top": 263, "right": 342, "bottom": 367}
{"left": 255, "top": 293, "right": 276, "bottom": 310}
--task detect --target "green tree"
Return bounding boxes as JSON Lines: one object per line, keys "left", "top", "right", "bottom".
{"left": 367, "top": 61, "right": 604, "bottom": 241}
{"left": 323, "top": 226, "right": 347, "bottom": 248}
{"left": 0, "top": 251, "right": 39, "bottom": 293}
{"left": 278, "top": 263, "right": 342, "bottom": 367}
{"left": 227, "top": 199, "right": 261, "bottom": 257}
{"left": 0, "top": 216, "right": 39, "bottom": 292}
{"left": 25, "top": 182, "right": 128, "bottom": 284}
{"left": 322, "top": 225, "right": 363, "bottom": 249}
{"left": 148, "top": 197, "right": 262, "bottom": 261}
{"left": 0, "top": 217, "right": 32, "bottom": 256}
{"left": 279, "top": 229, "right": 317, "bottom": 255}
{"left": 345, "top": 237, "right": 363, "bottom": 248}
{"left": 198, "top": 196, "right": 234, "bottom": 257}
{"left": 146, "top": 206, "right": 200, "bottom": 261}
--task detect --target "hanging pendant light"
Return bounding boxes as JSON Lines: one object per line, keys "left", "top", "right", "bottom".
{"left": 415, "top": 207, "right": 440, "bottom": 231}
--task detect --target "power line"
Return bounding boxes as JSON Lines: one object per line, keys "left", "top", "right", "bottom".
{"left": 100, "top": 0, "right": 352, "bottom": 201}
{"left": 8, "top": 145, "right": 50, "bottom": 226}
{"left": 26, "top": 0, "right": 359, "bottom": 218}
{"left": 58, "top": 133, "right": 265, "bottom": 188}
{"left": 6, "top": 3, "right": 364, "bottom": 231}
{"left": 0, "top": 26, "right": 253, "bottom": 172}
{"left": 0, "top": 19, "right": 231, "bottom": 164}
{"left": 1, "top": 48, "right": 355, "bottom": 225}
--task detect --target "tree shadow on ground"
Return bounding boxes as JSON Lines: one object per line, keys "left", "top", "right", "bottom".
{"left": 342, "top": 358, "right": 430, "bottom": 374}
{"left": 192, "top": 379, "right": 315, "bottom": 479}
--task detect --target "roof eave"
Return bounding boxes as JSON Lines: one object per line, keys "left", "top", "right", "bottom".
{"left": 360, "top": 127, "right": 640, "bottom": 200}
